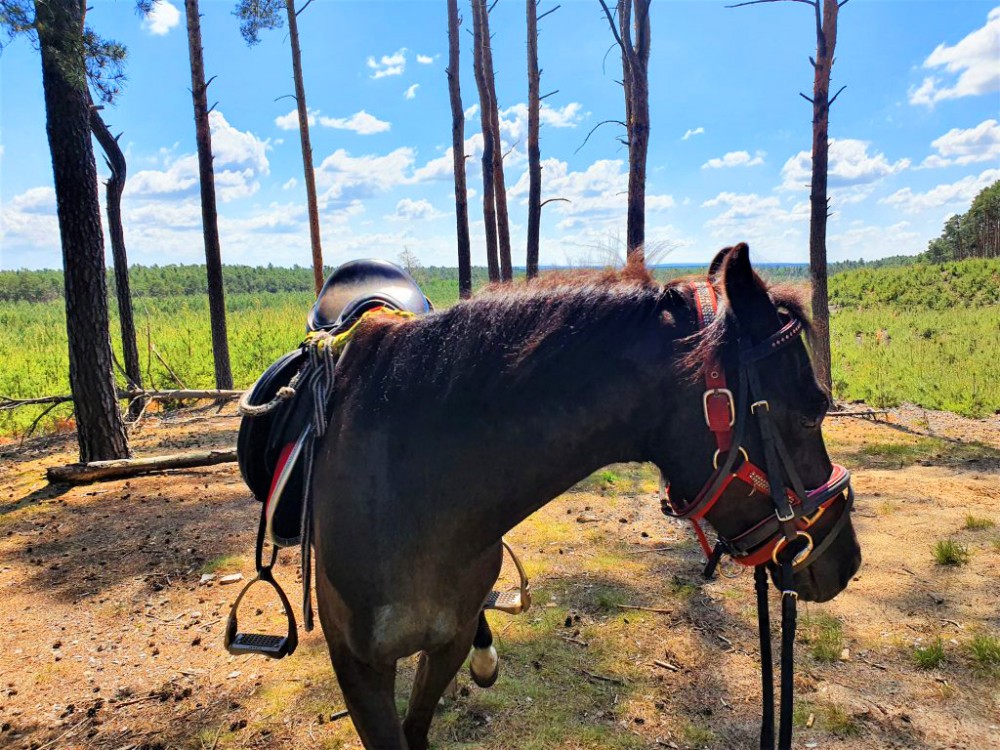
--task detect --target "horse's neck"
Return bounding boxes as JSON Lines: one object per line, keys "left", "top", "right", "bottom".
{"left": 439, "top": 331, "right": 669, "bottom": 555}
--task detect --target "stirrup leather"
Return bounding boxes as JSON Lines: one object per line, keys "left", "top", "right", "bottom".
{"left": 483, "top": 539, "right": 532, "bottom": 615}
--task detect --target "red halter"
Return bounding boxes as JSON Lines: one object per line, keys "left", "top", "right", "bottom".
{"left": 664, "top": 281, "right": 850, "bottom": 570}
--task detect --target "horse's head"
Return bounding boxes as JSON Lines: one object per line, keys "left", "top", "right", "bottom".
{"left": 656, "top": 243, "right": 861, "bottom": 603}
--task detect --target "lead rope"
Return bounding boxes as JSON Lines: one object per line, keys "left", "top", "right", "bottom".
{"left": 754, "top": 565, "right": 775, "bottom": 750}
{"left": 779, "top": 562, "right": 797, "bottom": 750}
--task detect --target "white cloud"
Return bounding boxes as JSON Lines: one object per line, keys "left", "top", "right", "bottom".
{"left": 909, "top": 7, "right": 1000, "bottom": 106}
{"left": 317, "top": 110, "right": 391, "bottom": 135}
{"left": 701, "top": 191, "right": 809, "bottom": 246}
{"left": 314, "top": 147, "right": 417, "bottom": 204}
{"left": 880, "top": 168, "right": 1000, "bottom": 214}
{"left": 141, "top": 0, "right": 180, "bottom": 36}
{"left": 682, "top": 127, "right": 704, "bottom": 141}
{"left": 388, "top": 198, "right": 445, "bottom": 222}
{"left": 367, "top": 48, "right": 407, "bottom": 79}
{"left": 508, "top": 157, "right": 673, "bottom": 232}
{"left": 780, "top": 139, "right": 909, "bottom": 191}
{"left": 129, "top": 111, "right": 269, "bottom": 202}
{"left": 920, "top": 119, "right": 1000, "bottom": 168}
{"left": 829, "top": 221, "right": 922, "bottom": 261}
{"left": 275, "top": 109, "right": 317, "bottom": 130}
{"left": 416, "top": 54, "right": 434, "bottom": 64}
{"left": 282, "top": 177, "right": 297, "bottom": 190}
{"left": 702, "top": 150, "right": 765, "bottom": 169}
{"left": 276, "top": 108, "right": 390, "bottom": 135}
{"left": 404, "top": 84, "right": 420, "bottom": 100}
{"left": 464, "top": 104, "right": 479, "bottom": 120}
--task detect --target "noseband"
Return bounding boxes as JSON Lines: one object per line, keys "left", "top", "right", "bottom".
{"left": 662, "top": 281, "right": 854, "bottom": 750}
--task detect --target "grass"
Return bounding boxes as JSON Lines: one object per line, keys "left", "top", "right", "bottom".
{"left": 800, "top": 612, "right": 845, "bottom": 663}
{"left": 968, "top": 633, "right": 1000, "bottom": 677}
{"left": 964, "top": 515, "right": 996, "bottom": 531}
{"left": 932, "top": 539, "right": 971, "bottom": 566}
{"left": 199, "top": 553, "right": 244, "bottom": 574}
{"left": 912, "top": 638, "right": 946, "bottom": 670}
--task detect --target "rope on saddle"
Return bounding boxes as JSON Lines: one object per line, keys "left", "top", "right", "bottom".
{"left": 237, "top": 307, "right": 418, "bottom": 633}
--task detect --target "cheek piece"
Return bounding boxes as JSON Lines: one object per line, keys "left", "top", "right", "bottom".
{"left": 660, "top": 281, "right": 855, "bottom": 750}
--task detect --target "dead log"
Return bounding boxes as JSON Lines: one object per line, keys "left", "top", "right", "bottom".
{"left": 1, "top": 389, "right": 244, "bottom": 411}
{"left": 47, "top": 448, "right": 238, "bottom": 484}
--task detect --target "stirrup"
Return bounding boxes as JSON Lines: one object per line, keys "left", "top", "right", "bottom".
{"left": 483, "top": 539, "right": 531, "bottom": 615}
{"left": 225, "top": 565, "right": 298, "bottom": 659}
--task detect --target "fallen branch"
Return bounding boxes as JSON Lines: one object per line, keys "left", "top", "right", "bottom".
{"left": 47, "top": 448, "right": 238, "bottom": 485}
{"left": 612, "top": 603, "right": 674, "bottom": 615}
{"left": 1, "top": 388, "right": 244, "bottom": 411}
{"left": 577, "top": 668, "right": 625, "bottom": 685}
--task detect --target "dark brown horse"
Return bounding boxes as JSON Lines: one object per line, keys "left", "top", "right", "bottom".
{"left": 310, "top": 244, "right": 861, "bottom": 749}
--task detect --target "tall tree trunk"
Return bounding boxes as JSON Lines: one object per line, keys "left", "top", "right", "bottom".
{"left": 284, "top": 0, "right": 324, "bottom": 295}
{"left": 626, "top": 0, "right": 650, "bottom": 263}
{"left": 35, "top": 0, "right": 129, "bottom": 462}
{"left": 185, "top": 0, "right": 233, "bottom": 389}
{"left": 89, "top": 106, "right": 144, "bottom": 416}
{"left": 807, "top": 0, "right": 839, "bottom": 394}
{"left": 525, "top": 0, "right": 542, "bottom": 280}
{"left": 447, "top": 0, "right": 473, "bottom": 299}
{"left": 471, "top": 0, "right": 500, "bottom": 283}
{"left": 601, "top": 0, "right": 650, "bottom": 264}
{"left": 478, "top": 0, "right": 513, "bottom": 281}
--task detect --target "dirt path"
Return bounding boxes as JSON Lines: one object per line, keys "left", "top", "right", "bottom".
{"left": 0, "top": 406, "right": 998, "bottom": 750}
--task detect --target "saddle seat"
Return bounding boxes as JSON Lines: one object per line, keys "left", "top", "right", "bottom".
{"left": 307, "top": 258, "right": 433, "bottom": 333}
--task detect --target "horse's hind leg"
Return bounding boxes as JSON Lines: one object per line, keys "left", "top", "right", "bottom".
{"left": 402, "top": 615, "right": 479, "bottom": 750}
{"left": 326, "top": 638, "right": 407, "bottom": 749}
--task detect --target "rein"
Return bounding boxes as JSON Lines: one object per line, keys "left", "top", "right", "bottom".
{"left": 662, "top": 281, "right": 854, "bottom": 750}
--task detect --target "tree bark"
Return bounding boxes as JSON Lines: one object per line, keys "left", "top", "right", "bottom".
{"left": 447, "top": 0, "right": 473, "bottom": 299}
{"left": 89, "top": 105, "right": 144, "bottom": 412}
{"left": 472, "top": 0, "right": 500, "bottom": 283}
{"left": 35, "top": 0, "right": 130, "bottom": 462}
{"left": 185, "top": 0, "right": 234, "bottom": 390}
{"left": 525, "top": 0, "right": 542, "bottom": 279}
{"left": 626, "top": 0, "right": 651, "bottom": 263}
{"left": 807, "top": 0, "right": 839, "bottom": 394}
{"left": 284, "top": 0, "right": 325, "bottom": 295}
{"left": 601, "top": 1, "right": 651, "bottom": 264}
{"left": 478, "top": 0, "right": 513, "bottom": 281}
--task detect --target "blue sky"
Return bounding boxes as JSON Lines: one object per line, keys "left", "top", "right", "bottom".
{"left": 1, "top": 0, "right": 998, "bottom": 270}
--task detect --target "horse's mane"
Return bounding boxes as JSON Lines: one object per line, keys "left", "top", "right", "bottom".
{"left": 344, "top": 263, "right": 676, "bottom": 403}
{"left": 342, "top": 264, "right": 811, "bottom": 402}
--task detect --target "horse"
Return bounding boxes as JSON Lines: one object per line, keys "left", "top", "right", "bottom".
{"left": 308, "top": 243, "right": 862, "bottom": 749}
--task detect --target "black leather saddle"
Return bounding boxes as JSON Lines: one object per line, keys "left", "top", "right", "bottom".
{"left": 237, "top": 259, "right": 432, "bottom": 545}
{"left": 307, "top": 258, "right": 432, "bottom": 333}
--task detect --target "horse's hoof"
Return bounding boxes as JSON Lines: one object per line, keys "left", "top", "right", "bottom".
{"left": 469, "top": 645, "right": 499, "bottom": 688}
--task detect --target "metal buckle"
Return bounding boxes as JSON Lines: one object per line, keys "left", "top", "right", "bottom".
{"left": 775, "top": 504, "right": 796, "bottom": 523}
{"left": 800, "top": 504, "right": 827, "bottom": 529}
{"left": 713, "top": 446, "right": 748, "bottom": 470}
{"left": 772, "top": 531, "right": 814, "bottom": 567}
{"left": 703, "top": 388, "right": 735, "bottom": 428}
{"left": 751, "top": 400, "right": 770, "bottom": 414}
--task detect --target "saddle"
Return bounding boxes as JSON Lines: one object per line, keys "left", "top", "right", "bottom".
{"left": 237, "top": 259, "right": 433, "bottom": 546}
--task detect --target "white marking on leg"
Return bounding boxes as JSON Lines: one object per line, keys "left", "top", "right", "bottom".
{"left": 470, "top": 645, "right": 498, "bottom": 681}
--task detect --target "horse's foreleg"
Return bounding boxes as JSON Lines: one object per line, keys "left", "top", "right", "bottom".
{"left": 402, "top": 615, "right": 480, "bottom": 750}
{"left": 326, "top": 638, "right": 407, "bottom": 750}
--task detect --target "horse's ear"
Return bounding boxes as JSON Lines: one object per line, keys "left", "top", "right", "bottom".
{"left": 708, "top": 246, "right": 732, "bottom": 281}
{"left": 721, "top": 243, "right": 778, "bottom": 337}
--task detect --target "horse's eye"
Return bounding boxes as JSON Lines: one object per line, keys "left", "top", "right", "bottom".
{"left": 800, "top": 414, "right": 823, "bottom": 429}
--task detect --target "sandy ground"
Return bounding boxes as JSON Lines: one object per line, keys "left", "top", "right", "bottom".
{"left": 0, "top": 404, "right": 998, "bottom": 750}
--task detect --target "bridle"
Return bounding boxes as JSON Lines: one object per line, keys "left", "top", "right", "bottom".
{"left": 661, "top": 281, "right": 854, "bottom": 750}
